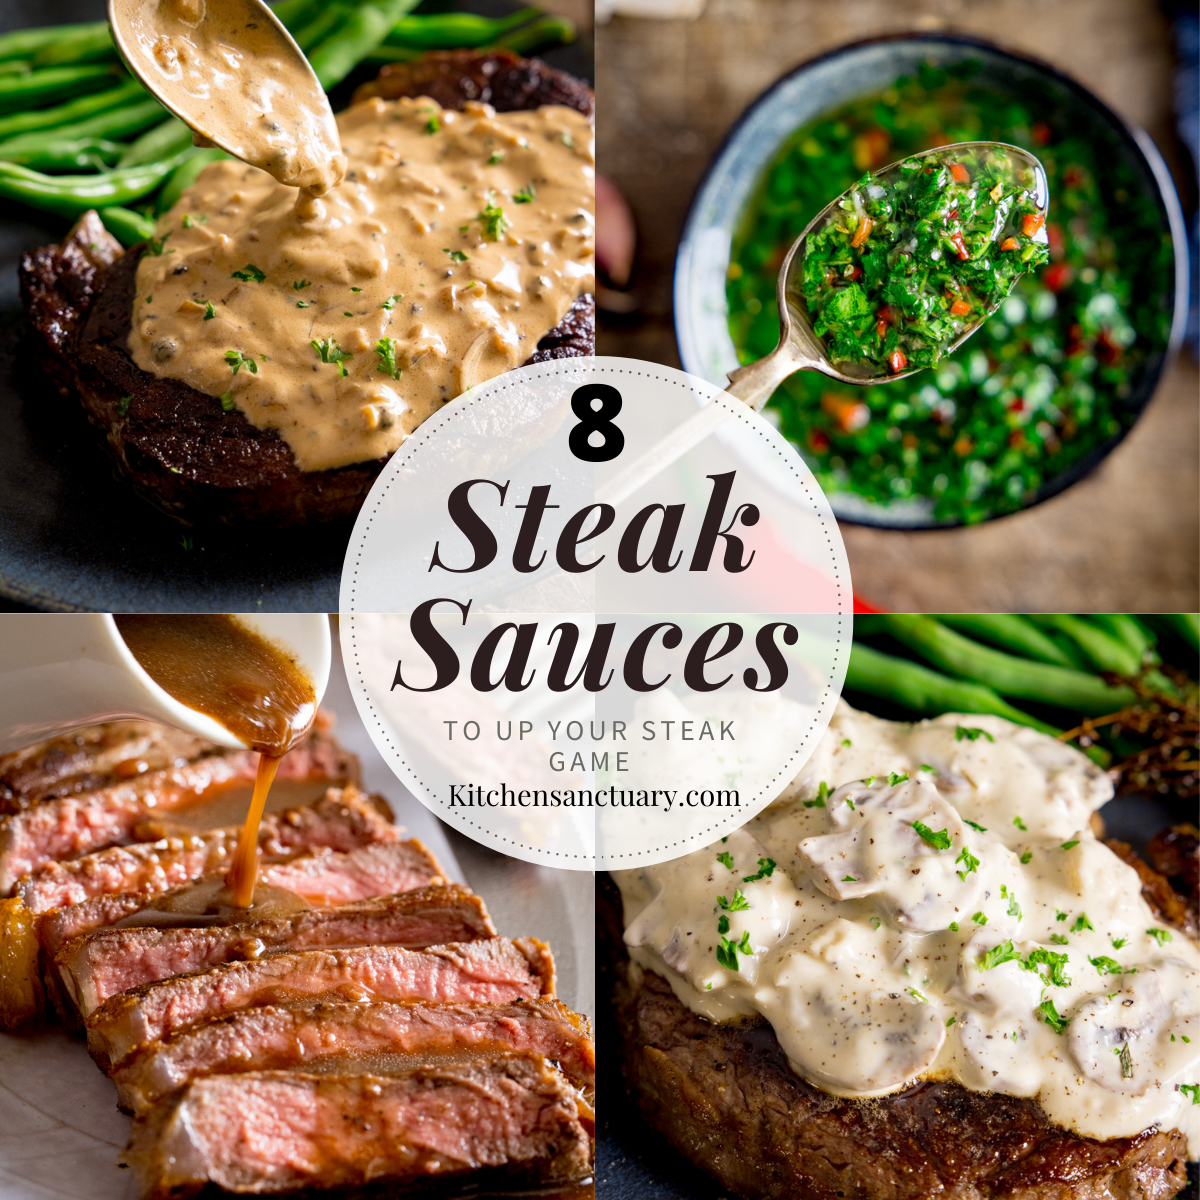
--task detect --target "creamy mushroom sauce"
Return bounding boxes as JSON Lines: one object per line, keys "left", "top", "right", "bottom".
{"left": 129, "top": 97, "right": 594, "bottom": 472}
{"left": 615, "top": 703, "right": 1200, "bottom": 1153}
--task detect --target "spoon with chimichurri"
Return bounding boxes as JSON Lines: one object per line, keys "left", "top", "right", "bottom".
{"left": 725, "top": 141, "right": 1049, "bottom": 408}
{"left": 598, "top": 143, "right": 1048, "bottom": 508}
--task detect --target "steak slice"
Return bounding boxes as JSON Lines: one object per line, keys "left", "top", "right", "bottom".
{"left": 15, "top": 785, "right": 396, "bottom": 912}
{"left": 124, "top": 1057, "right": 591, "bottom": 1198}
{"left": 611, "top": 951, "right": 1190, "bottom": 1200}
{"left": 57, "top": 884, "right": 495, "bottom": 1017}
{"left": 112, "top": 996, "right": 594, "bottom": 1115}
{"left": 19, "top": 56, "right": 594, "bottom": 529}
{"left": 88, "top": 936, "right": 554, "bottom": 1068}
{"left": 0, "top": 720, "right": 216, "bottom": 810}
{"left": 0, "top": 727, "right": 357, "bottom": 891}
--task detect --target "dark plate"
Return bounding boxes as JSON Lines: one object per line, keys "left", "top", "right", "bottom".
{"left": 0, "top": 0, "right": 592, "bottom": 612}
{"left": 673, "top": 34, "right": 1189, "bottom": 530}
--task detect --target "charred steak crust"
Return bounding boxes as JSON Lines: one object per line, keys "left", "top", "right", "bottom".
{"left": 19, "top": 54, "right": 595, "bottom": 527}
{"left": 599, "top": 877, "right": 1191, "bottom": 1200}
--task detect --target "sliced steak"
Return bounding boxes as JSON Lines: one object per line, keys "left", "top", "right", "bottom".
{"left": 0, "top": 721, "right": 216, "bottom": 811}
{"left": 124, "top": 1057, "right": 591, "bottom": 1198}
{"left": 88, "top": 936, "right": 555, "bottom": 1068}
{"left": 58, "top": 884, "right": 494, "bottom": 1016}
{"left": 112, "top": 996, "right": 594, "bottom": 1115}
{"left": 19, "top": 56, "right": 594, "bottom": 530}
{"left": 0, "top": 728, "right": 357, "bottom": 891}
{"left": 612, "top": 953, "right": 1189, "bottom": 1200}
{"left": 352, "top": 49, "right": 595, "bottom": 120}
{"left": 15, "top": 785, "right": 396, "bottom": 912}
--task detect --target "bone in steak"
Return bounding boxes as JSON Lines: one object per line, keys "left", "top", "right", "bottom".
{"left": 112, "top": 996, "right": 594, "bottom": 1115}
{"left": 124, "top": 1056, "right": 592, "bottom": 1198}
{"left": 0, "top": 727, "right": 357, "bottom": 891}
{"left": 57, "top": 884, "right": 495, "bottom": 1017}
{"left": 88, "top": 936, "right": 555, "bottom": 1067}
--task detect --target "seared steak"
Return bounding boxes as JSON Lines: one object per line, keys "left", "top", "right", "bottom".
{"left": 88, "top": 936, "right": 555, "bottom": 1066}
{"left": 112, "top": 996, "right": 594, "bottom": 1115}
{"left": 602, "top": 878, "right": 1190, "bottom": 1200}
{"left": 57, "top": 884, "right": 495, "bottom": 1016}
{"left": 0, "top": 720, "right": 216, "bottom": 810}
{"left": 15, "top": 786, "right": 396, "bottom": 912}
{"left": 0, "top": 727, "right": 357, "bottom": 891}
{"left": 124, "top": 1057, "right": 592, "bottom": 1198}
{"left": 19, "top": 56, "right": 594, "bottom": 529}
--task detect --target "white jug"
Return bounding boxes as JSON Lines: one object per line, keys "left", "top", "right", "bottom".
{"left": 0, "top": 614, "right": 332, "bottom": 756}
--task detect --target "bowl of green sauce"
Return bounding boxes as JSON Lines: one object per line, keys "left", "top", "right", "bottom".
{"left": 675, "top": 36, "right": 1188, "bottom": 528}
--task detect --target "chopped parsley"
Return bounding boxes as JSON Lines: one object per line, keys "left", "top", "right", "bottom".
{"left": 956, "top": 726, "right": 994, "bottom": 742}
{"left": 382, "top": 294, "right": 402, "bottom": 311}
{"left": 1061, "top": 840, "right": 1080, "bottom": 851}
{"left": 513, "top": 182, "right": 537, "bottom": 203}
{"left": 964, "top": 818, "right": 988, "bottom": 832}
{"left": 1007, "top": 897, "right": 1022, "bottom": 920}
{"left": 231, "top": 264, "right": 265, "bottom": 283}
{"left": 1056, "top": 910, "right": 1068, "bottom": 922}
{"left": 845, "top": 797, "right": 856, "bottom": 810}
{"left": 116, "top": 395, "right": 131, "bottom": 415}
{"left": 716, "top": 930, "right": 753, "bottom": 972}
{"left": 146, "top": 232, "right": 170, "bottom": 256}
{"left": 907, "top": 987, "right": 928, "bottom": 1003}
{"left": 561, "top": 132, "right": 574, "bottom": 147}
{"left": 293, "top": 279, "right": 312, "bottom": 290}
{"left": 1050, "top": 933, "right": 1069, "bottom": 945}
{"left": 1020, "top": 850, "right": 1033, "bottom": 864}
{"left": 1037, "top": 998, "right": 1070, "bottom": 1035}
{"left": 342, "top": 311, "right": 353, "bottom": 318}
{"left": 181, "top": 213, "right": 206, "bottom": 229}
{"left": 946, "top": 1015, "right": 956, "bottom": 1026}
{"left": 948, "top": 921, "right": 959, "bottom": 932}
{"left": 1088, "top": 955, "right": 1129, "bottom": 976}
{"left": 842, "top": 875, "right": 858, "bottom": 882}
{"left": 224, "top": 349, "right": 257, "bottom": 376}
{"left": 717, "top": 889, "right": 750, "bottom": 912}
{"left": 350, "top": 286, "right": 362, "bottom": 293}
{"left": 1180, "top": 1083, "right": 1200, "bottom": 1105}
{"left": 912, "top": 820, "right": 951, "bottom": 849}
{"left": 717, "top": 914, "right": 729, "bottom": 934}
{"left": 203, "top": 301, "right": 215, "bottom": 320}
{"left": 296, "top": 300, "right": 312, "bottom": 308}
{"left": 920, "top": 763, "right": 938, "bottom": 774}
{"left": 955, "top": 845, "right": 979, "bottom": 881}
{"left": 310, "top": 337, "right": 352, "bottom": 377}
{"left": 444, "top": 249, "right": 469, "bottom": 262}
{"left": 487, "top": 150, "right": 505, "bottom": 165}
{"left": 978, "top": 940, "right": 1022, "bottom": 970}
{"left": 716, "top": 851, "right": 736, "bottom": 871}
{"left": 1111, "top": 937, "right": 1127, "bottom": 950}
{"left": 424, "top": 115, "right": 440, "bottom": 135}
{"left": 1013, "top": 816, "right": 1028, "bottom": 831}
{"left": 219, "top": 390, "right": 235, "bottom": 411}
{"left": 474, "top": 193, "right": 510, "bottom": 240}
{"left": 1117, "top": 1042, "right": 1133, "bottom": 1079}
{"left": 804, "top": 781, "right": 830, "bottom": 808}
{"left": 742, "top": 857, "right": 776, "bottom": 883}
{"left": 1023, "top": 947, "right": 1070, "bottom": 987}
{"left": 888, "top": 771, "right": 909, "bottom": 785}
{"left": 861, "top": 775, "right": 877, "bottom": 785}
{"left": 1147, "top": 928, "right": 1172, "bottom": 946}
{"left": 1071, "top": 914, "right": 1094, "bottom": 933}
{"left": 374, "top": 336, "right": 402, "bottom": 380}
{"left": 841, "top": 738, "right": 852, "bottom": 747}
{"left": 971, "top": 911, "right": 988, "bottom": 925}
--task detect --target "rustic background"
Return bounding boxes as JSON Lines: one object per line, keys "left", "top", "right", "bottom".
{"left": 595, "top": 0, "right": 1199, "bottom": 612}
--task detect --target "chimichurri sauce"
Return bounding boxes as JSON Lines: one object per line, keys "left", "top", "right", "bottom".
{"left": 802, "top": 146, "right": 1047, "bottom": 375}
{"left": 728, "top": 62, "right": 1174, "bottom": 524}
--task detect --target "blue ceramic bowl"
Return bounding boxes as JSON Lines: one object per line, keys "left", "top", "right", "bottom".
{"left": 674, "top": 35, "right": 1189, "bottom": 529}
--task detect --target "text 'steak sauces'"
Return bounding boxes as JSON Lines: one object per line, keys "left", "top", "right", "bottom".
{"left": 129, "top": 97, "right": 595, "bottom": 473}
{"left": 615, "top": 704, "right": 1200, "bottom": 1154}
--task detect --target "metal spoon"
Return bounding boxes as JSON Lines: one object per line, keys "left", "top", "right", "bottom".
{"left": 598, "top": 141, "right": 1048, "bottom": 506}
{"left": 107, "top": 0, "right": 344, "bottom": 193}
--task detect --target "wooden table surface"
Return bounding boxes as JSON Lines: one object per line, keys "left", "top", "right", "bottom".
{"left": 595, "top": 0, "right": 1199, "bottom": 612}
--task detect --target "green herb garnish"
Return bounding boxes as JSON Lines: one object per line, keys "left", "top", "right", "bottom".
{"left": 231, "top": 264, "right": 265, "bottom": 283}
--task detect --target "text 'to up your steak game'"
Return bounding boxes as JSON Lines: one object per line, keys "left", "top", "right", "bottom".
{"left": 340, "top": 357, "right": 852, "bottom": 869}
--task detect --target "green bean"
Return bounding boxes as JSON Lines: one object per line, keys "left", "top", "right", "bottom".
{"left": 0, "top": 22, "right": 105, "bottom": 63}
{"left": 74, "top": 96, "right": 168, "bottom": 142}
{"left": 492, "top": 15, "right": 576, "bottom": 54}
{"left": 293, "top": 4, "right": 351, "bottom": 53}
{"left": 1086, "top": 615, "right": 1157, "bottom": 663}
{"left": 876, "top": 614, "right": 1138, "bottom": 715}
{"left": 98, "top": 205, "right": 157, "bottom": 246}
{"left": 846, "top": 641, "right": 1060, "bottom": 734}
{"left": 0, "top": 78, "right": 144, "bottom": 141}
{"left": 1158, "top": 614, "right": 1200, "bottom": 652}
{"left": 272, "top": 0, "right": 318, "bottom": 29}
{"left": 308, "top": 0, "right": 420, "bottom": 90}
{"left": 0, "top": 64, "right": 119, "bottom": 115}
{"left": 384, "top": 9, "right": 541, "bottom": 49}
{"left": 937, "top": 615, "right": 1077, "bottom": 668}
{"left": 0, "top": 62, "right": 31, "bottom": 78}
{"left": 363, "top": 45, "right": 421, "bottom": 64}
{"left": 1029, "top": 615, "right": 1141, "bottom": 677}
{"left": 0, "top": 152, "right": 190, "bottom": 218}
{"left": 0, "top": 135, "right": 122, "bottom": 172}
{"left": 155, "top": 147, "right": 227, "bottom": 214}
{"left": 118, "top": 117, "right": 193, "bottom": 168}
{"left": 31, "top": 26, "right": 115, "bottom": 68}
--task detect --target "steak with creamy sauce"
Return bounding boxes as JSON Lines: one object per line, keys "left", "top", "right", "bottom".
{"left": 0, "top": 724, "right": 356, "bottom": 891}
{"left": 56, "top": 884, "right": 495, "bottom": 1017}
{"left": 112, "top": 996, "right": 594, "bottom": 1115}
{"left": 124, "top": 1056, "right": 591, "bottom": 1199}
{"left": 88, "top": 936, "right": 556, "bottom": 1068}
{"left": 600, "top": 876, "right": 1191, "bottom": 1200}
{"left": 18, "top": 55, "right": 595, "bottom": 529}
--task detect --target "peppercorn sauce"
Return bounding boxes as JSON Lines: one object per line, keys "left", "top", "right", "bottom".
{"left": 614, "top": 703, "right": 1200, "bottom": 1155}
{"left": 129, "top": 97, "right": 594, "bottom": 473}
